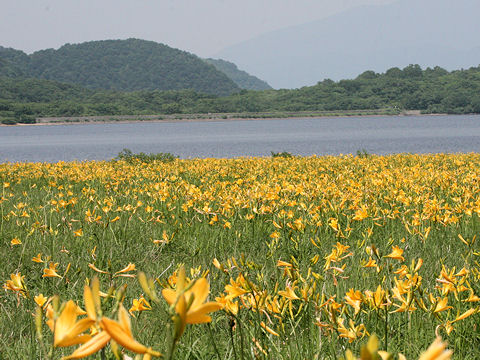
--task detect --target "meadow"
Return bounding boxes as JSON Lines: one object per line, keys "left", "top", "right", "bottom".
{"left": 1, "top": 154, "right": 479, "bottom": 359}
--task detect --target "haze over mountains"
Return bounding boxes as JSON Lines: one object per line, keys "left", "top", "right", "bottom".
{"left": 215, "top": 0, "right": 480, "bottom": 89}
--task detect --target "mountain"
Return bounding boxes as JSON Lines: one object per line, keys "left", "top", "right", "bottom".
{"left": 0, "top": 39, "right": 240, "bottom": 96}
{"left": 204, "top": 58, "right": 272, "bottom": 90}
{"left": 214, "top": 0, "right": 480, "bottom": 89}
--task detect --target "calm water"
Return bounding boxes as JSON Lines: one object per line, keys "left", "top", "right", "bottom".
{"left": 1, "top": 115, "right": 480, "bottom": 162}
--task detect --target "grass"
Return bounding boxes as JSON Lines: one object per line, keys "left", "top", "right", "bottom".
{"left": 1, "top": 154, "right": 479, "bottom": 359}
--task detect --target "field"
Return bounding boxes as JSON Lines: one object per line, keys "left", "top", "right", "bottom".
{"left": 1, "top": 154, "right": 479, "bottom": 359}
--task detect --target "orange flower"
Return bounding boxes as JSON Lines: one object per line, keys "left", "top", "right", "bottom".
{"left": 34, "top": 294, "right": 48, "bottom": 308}
{"left": 43, "top": 262, "right": 62, "bottom": 278}
{"left": 384, "top": 245, "right": 405, "bottom": 261}
{"left": 46, "top": 300, "right": 94, "bottom": 347}
{"left": 114, "top": 263, "right": 136, "bottom": 277}
{"left": 418, "top": 337, "right": 452, "bottom": 360}
{"left": 73, "top": 229, "right": 83, "bottom": 237}
{"left": 162, "top": 267, "right": 222, "bottom": 339}
{"left": 100, "top": 304, "right": 161, "bottom": 357}
{"left": 32, "top": 253, "right": 44, "bottom": 263}
{"left": 10, "top": 238, "right": 21, "bottom": 246}
{"left": 129, "top": 296, "right": 152, "bottom": 316}
{"left": 4, "top": 272, "right": 27, "bottom": 296}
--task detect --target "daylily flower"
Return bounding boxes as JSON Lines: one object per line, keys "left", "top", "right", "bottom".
{"left": 10, "top": 238, "right": 21, "bottom": 246}
{"left": 114, "top": 263, "right": 136, "bottom": 277}
{"left": 162, "top": 266, "right": 222, "bottom": 339}
{"left": 34, "top": 294, "right": 48, "bottom": 308}
{"left": 4, "top": 272, "right": 27, "bottom": 296}
{"left": 384, "top": 245, "right": 405, "bottom": 261}
{"left": 46, "top": 300, "right": 94, "bottom": 347}
{"left": 453, "top": 308, "right": 475, "bottom": 322}
{"left": 278, "top": 285, "right": 300, "bottom": 301}
{"left": 418, "top": 337, "right": 452, "bottom": 360}
{"left": 260, "top": 321, "right": 280, "bottom": 336}
{"left": 433, "top": 297, "right": 453, "bottom": 313}
{"left": 73, "top": 228, "right": 83, "bottom": 237}
{"left": 88, "top": 263, "right": 109, "bottom": 274}
{"left": 43, "top": 262, "right": 62, "bottom": 278}
{"left": 100, "top": 304, "right": 161, "bottom": 357}
{"left": 32, "top": 253, "right": 44, "bottom": 263}
{"left": 129, "top": 295, "right": 152, "bottom": 316}
{"left": 63, "top": 331, "right": 111, "bottom": 359}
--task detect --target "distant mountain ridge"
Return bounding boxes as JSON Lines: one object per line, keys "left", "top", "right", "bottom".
{"left": 215, "top": 0, "right": 480, "bottom": 89}
{"left": 204, "top": 58, "right": 271, "bottom": 90}
{"left": 0, "top": 39, "right": 240, "bottom": 96}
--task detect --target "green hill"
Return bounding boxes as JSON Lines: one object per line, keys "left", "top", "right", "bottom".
{"left": 204, "top": 58, "right": 272, "bottom": 90}
{"left": 0, "top": 39, "right": 240, "bottom": 96}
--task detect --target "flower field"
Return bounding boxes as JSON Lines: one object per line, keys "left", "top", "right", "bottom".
{"left": 1, "top": 154, "right": 480, "bottom": 359}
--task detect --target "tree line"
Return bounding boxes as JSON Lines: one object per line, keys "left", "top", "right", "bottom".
{"left": 1, "top": 63, "right": 480, "bottom": 124}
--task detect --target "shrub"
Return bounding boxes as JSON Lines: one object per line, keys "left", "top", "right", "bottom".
{"left": 1, "top": 118, "right": 17, "bottom": 125}
{"left": 115, "top": 148, "right": 178, "bottom": 163}
{"left": 271, "top": 151, "right": 294, "bottom": 158}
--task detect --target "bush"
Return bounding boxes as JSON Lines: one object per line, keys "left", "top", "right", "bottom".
{"left": 271, "top": 151, "right": 294, "bottom": 158}
{"left": 1, "top": 118, "right": 17, "bottom": 125}
{"left": 115, "top": 148, "right": 178, "bottom": 163}
{"left": 17, "top": 115, "right": 37, "bottom": 124}
{"left": 356, "top": 149, "right": 370, "bottom": 158}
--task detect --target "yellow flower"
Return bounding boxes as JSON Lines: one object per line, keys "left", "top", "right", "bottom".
{"left": 34, "top": 294, "right": 48, "bottom": 308}
{"left": 278, "top": 285, "right": 300, "bottom": 301}
{"left": 114, "top": 263, "right": 136, "bottom": 277}
{"left": 3, "top": 272, "right": 27, "bottom": 296}
{"left": 344, "top": 289, "right": 363, "bottom": 315}
{"left": 46, "top": 300, "right": 94, "bottom": 347}
{"left": 464, "top": 290, "right": 480, "bottom": 302}
{"left": 363, "top": 257, "right": 377, "bottom": 268}
{"left": 384, "top": 245, "right": 405, "bottom": 261}
{"left": 63, "top": 331, "right": 111, "bottom": 359}
{"left": 162, "top": 267, "right": 222, "bottom": 338}
{"left": 10, "top": 238, "right": 21, "bottom": 246}
{"left": 224, "top": 274, "right": 250, "bottom": 300}
{"left": 433, "top": 298, "right": 453, "bottom": 313}
{"left": 88, "top": 263, "right": 109, "bottom": 274}
{"left": 453, "top": 308, "right": 475, "bottom": 322}
{"left": 73, "top": 229, "right": 83, "bottom": 237}
{"left": 418, "top": 337, "right": 452, "bottom": 360}
{"left": 353, "top": 206, "right": 368, "bottom": 221}
{"left": 32, "top": 253, "right": 44, "bottom": 263}
{"left": 129, "top": 296, "right": 152, "bottom": 316}
{"left": 63, "top": 278, "right": 112, "bottom": 359}
{"left": 260, "top": 321, "right": 280, "bottom": 337}
{"left": 215, "top": 294, "right": 238, "bottom": 315}
{"left": 43, "top": 262, "right": 62, "bottom": 278}
{"left": 100, "top": 304, "right": 161, "bottom": 357}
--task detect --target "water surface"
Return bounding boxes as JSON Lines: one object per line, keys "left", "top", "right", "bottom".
{"left": 1, "top": 115, "right": 479, "bottom": 162}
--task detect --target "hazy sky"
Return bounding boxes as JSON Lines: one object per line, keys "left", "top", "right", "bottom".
{"left": 0, "top": 0, "right": 395, "bottom": 57}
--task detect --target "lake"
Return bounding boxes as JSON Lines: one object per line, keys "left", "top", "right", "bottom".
{"left": 1, "top": 115, "right": 480, "bottom": 162}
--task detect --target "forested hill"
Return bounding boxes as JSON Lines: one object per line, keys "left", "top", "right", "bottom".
{"left": 204, "top": 58, "right": 272, "bottom": 90}
{"left": 0, "top": 39, "right": 239, "bottom": 96}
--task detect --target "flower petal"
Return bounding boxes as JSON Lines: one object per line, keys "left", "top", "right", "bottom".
{"left": 63, "top": 331, "right": 111, "bottom": 359}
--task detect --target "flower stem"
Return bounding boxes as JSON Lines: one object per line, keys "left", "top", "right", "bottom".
{"left": 207, "top": 323, "right": 221, "bottom": 360}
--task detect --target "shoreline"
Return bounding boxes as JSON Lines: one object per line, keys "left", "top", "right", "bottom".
{"left": 1, "top": 110, "right": 459, "bottom": 127}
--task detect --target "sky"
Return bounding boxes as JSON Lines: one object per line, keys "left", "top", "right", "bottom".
{"left": 0, "top": 0, "right": 396, "bottom": 57}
